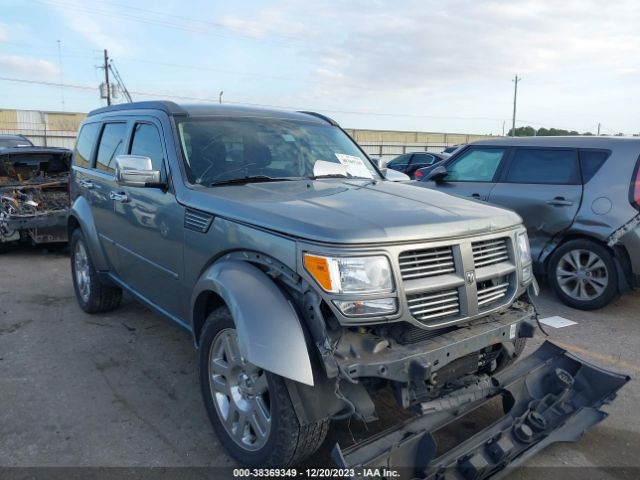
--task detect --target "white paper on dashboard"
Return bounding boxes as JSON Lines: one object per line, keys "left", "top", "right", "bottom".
{"left": 335, "top": 153, "right": 374, "bottom": 179}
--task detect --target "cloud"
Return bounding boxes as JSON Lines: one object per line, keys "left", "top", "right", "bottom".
{"left": 222, "top": 0, "right": 640, "bottom": 99}
{"left": 0, "top": 23, "right": 8, "bottom": 42}
{"left": 0, "top": 54, "right": 59, "bottom": 78}
{"left": 46, "top": 0, "right": 130, "bottom": 57}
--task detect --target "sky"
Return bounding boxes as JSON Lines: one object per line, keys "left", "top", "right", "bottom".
{"left": 0, "top": 0, "right": 639, "bottom": 135}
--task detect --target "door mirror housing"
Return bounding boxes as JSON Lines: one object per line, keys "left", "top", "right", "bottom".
{"left": 115, "top": 155, "right": 163, "bottom": 188}
{"left": 383, "top": 168, "right": 410, "bottom": 182}
{"left": 427, "top": 165, "right": 448, "bottom": 182}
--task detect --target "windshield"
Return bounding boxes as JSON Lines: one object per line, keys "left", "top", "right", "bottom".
{"left": 177, "top": 117, "right": 379, "bottom": 185}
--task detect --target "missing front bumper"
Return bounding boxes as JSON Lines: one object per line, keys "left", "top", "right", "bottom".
{"left": 331, "top": 341, "right": 630, "bottom": 479}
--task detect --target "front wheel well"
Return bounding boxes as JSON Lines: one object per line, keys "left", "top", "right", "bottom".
{"left": 67, "top": 215, "right": 80, "bottom": 238}
{"left": 192, "top": 290, "right": 226, "bottom": 346}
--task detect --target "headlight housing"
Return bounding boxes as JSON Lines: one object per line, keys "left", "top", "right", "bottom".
{"left": 303, "top": 253, "right": 393, "bottom": 294}
{"left": 517, "top": 232, "right": 533, "bottom": 283}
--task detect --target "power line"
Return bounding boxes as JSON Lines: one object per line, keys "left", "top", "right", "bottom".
{"left": 0, "top": 75, "right": 620, "bottom": 133}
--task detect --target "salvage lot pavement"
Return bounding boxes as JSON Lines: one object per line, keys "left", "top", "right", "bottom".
{"left": 1, "top": 246, "right": 639, "bottom": 477}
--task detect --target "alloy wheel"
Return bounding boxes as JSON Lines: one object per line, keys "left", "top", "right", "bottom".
{"left": 208, "top": 329, "right": 271, "bottom": 451}
{"left": 74, "top": 240, "right": 91, "bottom": 303}
{"left": 556, "top": 249, "right": 609, "bottom": 301}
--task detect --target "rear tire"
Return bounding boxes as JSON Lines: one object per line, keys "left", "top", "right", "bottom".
{"left": 199, "top": 307, "right": 329, "bottom": 467}
{"left": 547, "top": 239, "right": 618, "bottom": 310}
{"left": 70, "top": 228, "right": 122, "bottom": 313}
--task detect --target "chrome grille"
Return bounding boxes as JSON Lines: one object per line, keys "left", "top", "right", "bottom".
{"left": 472, "top": 238, "right": 509, "bottom": 267}
{"left": 399, "top": 246, "right": 455, "bottom": 280}
{"left": 407, "top": 289, "right": 460, "bottom": 321}
{"left": 477, "top": 277, "right": 510, "bottom": 308}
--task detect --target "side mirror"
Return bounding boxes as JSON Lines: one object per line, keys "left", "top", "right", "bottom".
{"left": 115, "top": 155, "right": 162, "bottom": 187}
{"left": 383, "top": 168, "right": 410, "bottom": 182}
{"left": 426, "top": 165, "right": 448, "bottom": 182}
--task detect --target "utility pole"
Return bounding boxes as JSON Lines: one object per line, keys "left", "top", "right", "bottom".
{"left": 219, "top": 91, "right": 224, "bottom": 104}
{"left": 56, "top": 40, "right": 65, "bottom": 111}
{"left": 502, "top": 120, "right": 505, "bottom": 137}
{"left": 511, "top": 74, "right": 521, "bottom": 137}
{"left": 597, "top": 123, "right": 601, "bottom": 136}
{"left": 103, "top": 49, "right": 111, "bottom": 106}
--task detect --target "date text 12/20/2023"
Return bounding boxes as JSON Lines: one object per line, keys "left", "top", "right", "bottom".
{"left": 232, "top": 468, "right": 400, "bottom": 478}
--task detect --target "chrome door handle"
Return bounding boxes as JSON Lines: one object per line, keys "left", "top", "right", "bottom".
{"left": 79, "top": 180, "right": 95, "bottom": 189}
{"left": 109, "top": 191, "right": 129, "bottom": 203}
{"left": 546, "top": 197, "right": 573, "bottom": 207}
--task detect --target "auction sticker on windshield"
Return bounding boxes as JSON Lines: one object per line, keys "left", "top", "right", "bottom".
{"left": 335, "top": 153, "right": 373, "bottom": 179}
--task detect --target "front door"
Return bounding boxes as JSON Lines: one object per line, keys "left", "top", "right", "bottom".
{"left": 107, "top": 119, "right": 187, "bottom": 321}
{"left": 489, "top": 147, "right": 582, "bottom": 261}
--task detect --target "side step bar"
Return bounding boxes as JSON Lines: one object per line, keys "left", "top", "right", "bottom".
{"left": 331, "top": 341, "right": 630, "bottom": 479}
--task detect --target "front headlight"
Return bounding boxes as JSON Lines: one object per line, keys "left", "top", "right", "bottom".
{"left": 303, "top": 253, "right": 393, "bottom": 294}
{"left": 517, "top": 232, "right": 533, "bottom": 282}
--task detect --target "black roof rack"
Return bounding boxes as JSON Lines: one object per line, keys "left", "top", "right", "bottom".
{"left": 88, "top": 101, "right": 187, "bottom": 117}
{"left": 297, "top": 111, "right": 339, "bottom": 126}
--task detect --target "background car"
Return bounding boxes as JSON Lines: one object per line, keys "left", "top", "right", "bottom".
{"left": 0, "top": 134, "right": 34, "bottom": 149}
{"left": 442, "top": 143, "right": 466, "bottom": 155}
{"left": 413, "top": 137, "right": 640, "bottom": 310}
{"left": 386, "top": 151, "right": 448, "bottom": 179}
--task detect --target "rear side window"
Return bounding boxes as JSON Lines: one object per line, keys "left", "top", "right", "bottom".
{"left": 130, "top": 123, "right": 164, "bottom": 171}
{"left": 504, "top": 148, "right": 579, "bottom": 185}
{"left": 95, "top": 123, "right": 128, "bottom": 173}
{"left": 73, "top": 123, "right": 100, "bottom": 168}
{"left": 579, "top": 149, "right": 610, "bottom": 183}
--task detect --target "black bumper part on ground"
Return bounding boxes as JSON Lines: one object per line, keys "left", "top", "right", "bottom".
{"left": 331, "top": 341, "right": 630, "bottom": 479}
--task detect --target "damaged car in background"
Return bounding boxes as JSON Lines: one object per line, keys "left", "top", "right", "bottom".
{"left": 0, "top": 143, "right": 72, "bottom": 249}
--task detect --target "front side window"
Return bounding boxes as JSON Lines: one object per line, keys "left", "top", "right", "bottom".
{"left": 130, "top": 123, "right": 165, "bottom": 171}
{"left": 505, "top": 148, "right": 579, "bottom": 185}
{"left": 73, "top": 123, "right": 100, "bottom": 168}
{"left": 177, "top": 118, "right": 378, "bottom": 185}
{"left": 446, "top": 147, "right": 507, "bottom": 182}
{"left": 387, "top": 154, "right": 410, "bottom": 170}
{"left": 96, "top": 123, "right": 128, "bottom": 173}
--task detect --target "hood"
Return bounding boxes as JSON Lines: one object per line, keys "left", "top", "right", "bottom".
{"left": 187, "top": 179, "right": 522, "bottom": 244}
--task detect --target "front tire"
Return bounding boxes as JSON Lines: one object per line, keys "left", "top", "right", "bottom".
{"left": 70, "top": 228, "right": 122, "bottom": 313}
{"left": 548, "top": 239, "right": 618, "bottom": 310}
{"left": 199, "top": 307, "right": 329, "bottom": 467}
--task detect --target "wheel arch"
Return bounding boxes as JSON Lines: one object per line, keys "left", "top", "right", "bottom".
{"left": 191, "top": 258, "right": 315, "bottom": 386}
{"left": 543, "top": 233, "right": 629, "bottom": 293}
{"left": 67, "top": 196, "right": 109, "bottom": 271}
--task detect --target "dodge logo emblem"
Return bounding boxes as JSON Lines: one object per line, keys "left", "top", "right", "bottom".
{"left": 465, "top": 270, "right": 475, "bottom": 284}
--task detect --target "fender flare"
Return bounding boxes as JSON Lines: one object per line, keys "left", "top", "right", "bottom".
{"left": 68, "top": 196, "right": 109, "bottom": 271}
{"left": 192, "top": 259, "right": 314, "bottom": 386}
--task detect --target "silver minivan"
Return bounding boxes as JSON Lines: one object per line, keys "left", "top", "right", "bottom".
{"left": 416, "top": 137, "right": 640, "bottom": 310}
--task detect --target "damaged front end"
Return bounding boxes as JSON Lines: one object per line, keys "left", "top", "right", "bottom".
{"left": 332, "top": 341, "right": 630, "bottom": 479}
{"left": 0, "top": 147, "right": 72, "bottom": 245}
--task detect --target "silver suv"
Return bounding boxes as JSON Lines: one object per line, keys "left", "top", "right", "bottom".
{"left": 417, "top": 137, "right": 640, "bottom": 310}
{"left": 67, "top": 102, "right": 627, "bottom": 473}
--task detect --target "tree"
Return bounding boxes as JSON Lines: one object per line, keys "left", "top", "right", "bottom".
{"left": 506, "top": 126, "right": 604, "bottom": 137}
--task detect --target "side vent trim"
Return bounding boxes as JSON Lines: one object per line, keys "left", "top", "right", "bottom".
{"left": 184, "top": 208, "right": 214, "bottom": 233}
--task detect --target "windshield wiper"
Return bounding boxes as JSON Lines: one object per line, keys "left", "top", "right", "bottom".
{"left": 209, "top": 175, "right": 299, "bottom": 186}
{"left": 307, "top": 173, "right": 349, "bottom": 179}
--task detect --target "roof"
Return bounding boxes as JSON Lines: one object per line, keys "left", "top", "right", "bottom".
{"left": 472, "top": 136, "right": 640, "bottom": 148}
{"left": 87, "top": 101, "right": 337, "bottom": 125}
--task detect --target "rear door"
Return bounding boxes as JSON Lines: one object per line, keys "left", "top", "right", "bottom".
{"left": 489, "top": 147, "right": 582, "bottom": 261}
{"left": 422, "top": 146, "right": 510, "bottom": 200}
